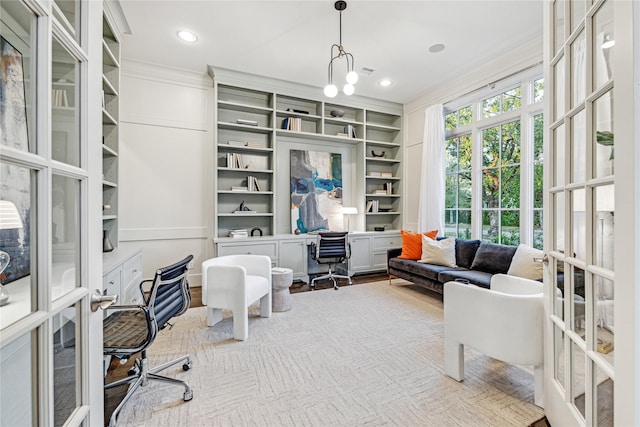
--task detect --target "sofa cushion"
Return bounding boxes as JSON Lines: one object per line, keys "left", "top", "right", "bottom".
{"left": 455, "top": 239, "right": 481, "bottom": 269}
{"left": 470, "top": 242, "right": 517, "bottom": 274}
{"left": 439, "top": 269, "right": 493, "bottom": 289}
{"left": 389, "top": 258, "right": 466, "bottom": 281}
{"left": 419, "top": 236, "right": 456, "bottom": 267}
{"left": 397, "top": 229, "right": 438, "bottom": 260}
{"left": 507, "top": 244, "right": 544, "bottom": 280}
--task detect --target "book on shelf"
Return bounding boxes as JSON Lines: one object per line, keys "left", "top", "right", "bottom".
{"left": 237, "top": 118, "right": 258, "bottom": 126}
{"left": 366, "top": 200, "right": 380, "bottom": 213}
{"left": 373, "top": 189, "right": 388, "bottom": 195}
{"left": 366, "top": 200, "right": 373, "bottom": 213}
{"left": 231, "top": 186, "right": 248, "bottom": 192}
{"left": 233, "top": 210, "right": 257, "bottom": 215}
{"left": 343, "top": 124, "right": 357, "bottom": 138}
{"left": 246, "top": 141, "right": 265, "bottom": 148}
{"left": 385, "top": 182, "right": 393, "bottom": 195}
{"left": 336, "top": 132, "right": 348, "bottom": 137}
{"left": 226, "top": 153, "right": 245, "bottom": 169}
{"left": 368, "top": 171, "right": 382, "bottom": 177}
{"left": 380, "top": 172, "right": 393, "bottom": 178}
{"left": 52, "top": 89, "right": 69, "bottom": 107}
{"left": 282, "top": 116, "right": 302, "bottom": 132}
{"left": 286, "top": 108, "right": 309, "bottom": 115}
{"left": 247, "top": 175, "right": 262, "bottom": 192}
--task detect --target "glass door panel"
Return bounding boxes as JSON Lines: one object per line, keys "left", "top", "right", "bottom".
{"left": 572, "top": 188, "right": 586, "bottom": 262}
{"left": 571, "top": 31, "right": 586, "bottom": 108}
{"left": 53, "top": 302, "right": 79, "bottom": 426}
{"left": 0, "top": 1, "right": 36, "bottom": 154}
{"left": 51, "top": 175, "right": 80, "bottom": 300}
{"left": 593, "top": 1, "right": 614, "bottom": 90}
{"left": 52, "top": 38, "right": 80, "bottom": 167}
{"left": 0, "top": 163, "right": 37, "bottom": 329}
{"left": 593, "top": 91, "right": 614, "bottom": 178}
{"left": 0, "top": 330, "right": 36, "bottom": 425}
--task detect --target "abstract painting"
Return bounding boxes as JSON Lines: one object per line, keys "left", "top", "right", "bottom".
{"left": 290, "top": 150, "right": 342, "bottom": 233}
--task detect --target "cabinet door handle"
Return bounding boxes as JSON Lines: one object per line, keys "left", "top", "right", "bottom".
{"left": 132, "top": 269, "right": 137, "bottom": 273}
{"left": 108, "top": 280, "right": 114, "bottom": 285}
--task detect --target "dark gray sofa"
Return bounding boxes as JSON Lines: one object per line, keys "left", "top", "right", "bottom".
{"left": 387, "top": 239, "right": 518, "bottom": 294}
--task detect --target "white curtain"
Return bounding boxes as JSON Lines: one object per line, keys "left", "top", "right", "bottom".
{"left": 417, "top": 104, "right": 444, "bottom": 234}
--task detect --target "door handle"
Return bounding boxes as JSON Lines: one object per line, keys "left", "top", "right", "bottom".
{"left": 90, "top": 289, "right": 118, "bottom": 312}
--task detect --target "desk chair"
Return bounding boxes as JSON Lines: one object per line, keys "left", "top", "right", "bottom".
{"left": 103, "top": 255, "right": 194, "bottom": 427}
{"left": 310, "top": 231, "right": 352, "bottom": 290}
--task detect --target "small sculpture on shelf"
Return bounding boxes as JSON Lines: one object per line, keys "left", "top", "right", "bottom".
{"left": 371, "top": 150, "right": 385, "bottom": 158}
{"left": 239, "top": 201, "right": 251, "bottom": 211}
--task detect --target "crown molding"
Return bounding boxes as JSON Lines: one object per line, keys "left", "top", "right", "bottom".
{"left": 122, "top": 60, "right": 212, "bottom": 88}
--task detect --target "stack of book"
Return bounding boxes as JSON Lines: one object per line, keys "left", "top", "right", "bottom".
{"left": 380, "top": 172, "right": 393, "bottom": 178}
{"left": 282, "top": 117, "right": 302, "bottom": 131}
{"left": 373, "top": 189, "right": 388, "bottom": 195}
{"left": 366, "top": 200, "right": 380, "bottom": 213}
{"left": 229, "top": 228, "right": 248, "bottom": 238}
{"left": 231, "top": 186, "right": 248, "bottom": 192}
{"left": 368, "top": 171, "right": 382, "bottom": 177}
{"left": 385, "top": 182, "right": 393, "bottom": 195}
{"left": 246, "top": 141, "right": 265, "bottom": 148}
{"left": 246, "top": 175, "right": 262, "bottom": 192}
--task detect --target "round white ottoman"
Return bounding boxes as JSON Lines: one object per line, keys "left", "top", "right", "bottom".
{"left": 271, "top": 267, "right": 293, "bottom": 312}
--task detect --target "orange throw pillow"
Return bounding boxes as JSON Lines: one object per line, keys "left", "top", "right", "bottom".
{"left": 398, "top": 229, "right": 438, "bottom": 260}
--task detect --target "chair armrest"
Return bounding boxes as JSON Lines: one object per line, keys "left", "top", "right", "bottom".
{"left": 387, "top": 248, "right": 402, "bottom": 263}
{"left": 490, "top": 273, "right": 543, "bottom": 295}
{"left": 444, "top": 281, "right": 543, "bottom": 366}
{"left": 139, "top": 278, "right": 154, "bottom": 304}
{"left": 231, "top": 255, "right": 272, "bottom": 279}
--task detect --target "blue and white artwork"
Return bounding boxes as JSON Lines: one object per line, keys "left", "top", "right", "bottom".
{"left": 290, "top": 150, "right": 342, "bottom": 233}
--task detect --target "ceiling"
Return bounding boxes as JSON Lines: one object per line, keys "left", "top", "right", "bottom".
{"left": 119, "top": 1, "right": 543, "bottom": 105}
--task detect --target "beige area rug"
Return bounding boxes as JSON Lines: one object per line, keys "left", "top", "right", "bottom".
{"left": 117, "top": 280, "right": 544, "bottom": 426}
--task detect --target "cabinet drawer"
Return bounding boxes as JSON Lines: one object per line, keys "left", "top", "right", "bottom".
{"left": 103, "top": 268, "right": 122, "bottom": 299}
{"left": 217, "top": 242, "right": 277, "bottom": 259}
{"left": 372, "top": 252, "right": 389, "bottom": 269}
{"left": 123, "top": 255, "right": 142, "bottom": 287}
{"left": 373, "top": 236, "right": 402, "bottom": 250}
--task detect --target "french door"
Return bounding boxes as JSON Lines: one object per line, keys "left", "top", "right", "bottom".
{"left": 543, "top": 0, "right": 638, "bottom": 425}
{"left": 0, "top": 1, "right": 104, "bottom": 425}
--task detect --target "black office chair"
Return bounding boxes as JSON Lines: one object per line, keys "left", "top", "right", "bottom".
{"left": 103, "top": 254, "right": 194, "bottom": 427}
{"left": 310, "top": 231, "right": 352, "bottom": 290}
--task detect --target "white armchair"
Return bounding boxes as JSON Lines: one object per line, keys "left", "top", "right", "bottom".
{"left": 201, "top": 255, "right": 272, "bottom": 341}
{"left": 444, "top": 274, "right": 545, "bottom": 407}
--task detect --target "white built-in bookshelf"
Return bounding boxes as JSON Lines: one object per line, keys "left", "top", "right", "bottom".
{"left": 212, "top": 76, "right": 402, "bottom": 238}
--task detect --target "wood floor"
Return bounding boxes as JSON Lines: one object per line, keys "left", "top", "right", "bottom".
{"left": 104, "top": 272, "right": 549, "bottom": 426}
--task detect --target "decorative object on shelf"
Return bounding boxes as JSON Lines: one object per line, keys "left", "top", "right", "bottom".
{"left": 330, "top": 109, "right": 345, "bottom": 118}
{"left": 371, "top": 150, "right": 385, "bottom": 158}
{"left": 250, "top": 227, "right": 263, "bottom": 237}
{"left": 323, "top": 1, "right": 358, "bottom": 98}
{"left": 102, "top": 229, "right": 114, "bottom": 253}
{"left": 286, "top": 108, "right": 309, "bottom": 115}
{"left": 341, "top": 206, "right": 357, "bottom": 232}
{"left": 233, "top": 201, "right": 256, "bottom": 214}
{"left": 0, "top": 201, "right": 24, "bottom": 306}
{"left": 291, "top": 149, "right": 343, "bottom": 233}
{"left": 374, "top": 226, "right": 386, "bottom": 232}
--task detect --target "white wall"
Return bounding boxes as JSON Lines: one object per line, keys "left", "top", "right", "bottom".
{"left": 119, "top": 61, "right": 213, "bottom": 286}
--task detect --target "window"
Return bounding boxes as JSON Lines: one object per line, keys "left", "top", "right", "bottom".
{"left": 445, "top": 134, "right": 472, "bottom": 238}
{"left": 443, "top": 74, "right": 544, "bottom": 247}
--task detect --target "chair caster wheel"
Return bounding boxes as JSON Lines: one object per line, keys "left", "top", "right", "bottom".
{"left": 183, "top": 362, "right": 192, "bottom": 371}
{"left": 184, "top": 390, "right": 193, "bottom": 401}
{"left": 127, "top": 366, "right": 139, "bottom": 376}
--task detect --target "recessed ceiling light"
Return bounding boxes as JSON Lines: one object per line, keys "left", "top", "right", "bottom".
{"left": 379, "top": 79, "right": 392, "bottom": 87}
{"left": 177, "top": 30, "right": 198, "bottom": 43}
{"left": 428, "top": 43, "right": 445, "bottom": 53}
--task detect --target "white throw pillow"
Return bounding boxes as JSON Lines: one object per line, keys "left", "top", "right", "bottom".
{"left": 418, "top": 236, "right": 456, "bottom": 268}
{"left": 507, "top": 244, "right": 544, "bottom": 280}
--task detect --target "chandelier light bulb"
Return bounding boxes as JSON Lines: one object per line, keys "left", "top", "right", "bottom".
{"left": 324, "top": 84, "right": 338, "bottom": 98}
{"left": 343, "top": 83, "right": 355, "bottom": 96}
{"left": 346, "top": 71, "right": 359, "bottom": 85}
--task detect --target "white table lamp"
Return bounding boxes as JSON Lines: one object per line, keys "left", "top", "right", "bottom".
{"left": 0, "top": 201, "right": 24, "bottom": 306}
{"left": 341, "top": 206, "right": 358, "bottom": 232}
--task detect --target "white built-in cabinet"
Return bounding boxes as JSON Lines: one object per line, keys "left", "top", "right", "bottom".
{"left": 211, "top": 73, "right": 403, "bottom": 239}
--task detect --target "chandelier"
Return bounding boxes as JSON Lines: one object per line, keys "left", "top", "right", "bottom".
{"left": 324, "top": 1, "right": 358, "bottom": 98}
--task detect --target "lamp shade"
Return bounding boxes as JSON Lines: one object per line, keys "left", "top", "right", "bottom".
{"left": 341, "top": 207, "right": 358, "bottom": 215}
{"left": 0, "top": 201, "right": 23, "bottom": 230}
